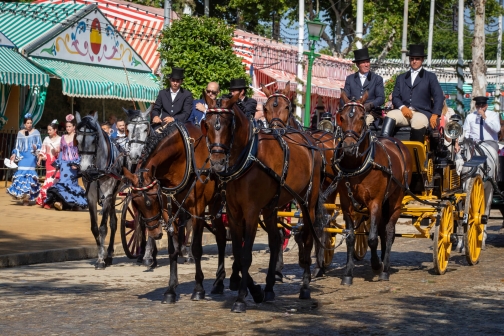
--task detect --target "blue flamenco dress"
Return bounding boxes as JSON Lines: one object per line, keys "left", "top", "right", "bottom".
{"left": 45, "top": 135, "right": 88, "bottom": 209}
{"left": 6, "top": 130, "right": 42, "bottom": 201}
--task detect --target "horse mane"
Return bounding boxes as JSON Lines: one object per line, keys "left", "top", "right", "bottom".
{"left": 141, "top": 122, "right": 179, "bottom": 159}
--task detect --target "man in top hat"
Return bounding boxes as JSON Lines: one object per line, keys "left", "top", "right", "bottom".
{"left": 382, "top": 44, "right": 445, "bottom": 142}
{"left": 229, "top": 78, "right": 257, "bottom": 117}
{"left": 463, "top": 96, "right": 501, "bottom": 145}
{"left": 151, "top": 67, "right": 193, "bottom": 129}
{"left": 341, "top": 47, "right": 385, "bottom": 126}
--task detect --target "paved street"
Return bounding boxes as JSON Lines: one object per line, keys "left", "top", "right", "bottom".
{"left": 1, "top": 217, "right": 504, "bottom": 335}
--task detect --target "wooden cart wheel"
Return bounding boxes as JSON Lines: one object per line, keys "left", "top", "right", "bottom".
{"left": 120, "top": 196, "right": 144, "bottom": 259}
{"left": 433, "top": 201, "right": 454, "bottom": 275}
{"left": 353, "top": 216, "right": 370, "bottom": 261}
{"left": 464, "top": 175, "right": 485, "bottom": 265}
{"left": 323, "top": 231, "right": 336, "bottom": 268}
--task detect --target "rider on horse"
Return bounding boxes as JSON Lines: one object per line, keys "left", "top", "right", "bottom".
{"left": 341, "top": 47, "right": 385, "bottom": 127}
{"left": 382, "top": 44, "right": 445, "bottom": 142}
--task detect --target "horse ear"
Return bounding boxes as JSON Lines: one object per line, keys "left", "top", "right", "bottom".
{"left": 282, "top": 81, "right": 291, "bottom": 96}
{"left": 360, "top": 90, "right": 369, "bottom": 105}
{"left": 200, "top": 119, "right": 207, "bottom": 136}
{"left": 75, "top": 111, "right": 81, "bottom": 124}
{"left": 203, "top": 89, "right": 215, "bottom": 109}
{"left": 122, "top": 167, "right": 136, "bottom": 183}
{"left": 340, "top": 91, "right": 350, "bottom": 104}
{"left": 141, "top": 110, "right": 150, "bottom": 119}
{"left": 222, "top": 93, "right": 240, "bottom": 109}
{"left": 261, "top": 83, "right": 271, "bottom": 97}
{"left": 92, "top": 112, "right": 98, "bottom": 122}
{"left": 336, "top": 112, "right": 343, "bottom": 127}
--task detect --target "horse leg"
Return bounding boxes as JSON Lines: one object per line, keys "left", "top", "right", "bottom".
{"left": 482, "top": 180, "right": 493, "bottom": 250}
{"left": 87, "top": 183, "right": 106, "bottom": 270}
{"left": 263, "top": 208, "right": 281, "bottom": 302}
{"left": 368, "top": 202, "right": 383, "bottom": 274}
{"left": 211, "top": 214, "right": 227, "bottom": 294}
{"left": 378, "top": 201, "right": 400, "bottom": 281}
{"left": 105, "top": 184, "right": 119, "bottom": 266}
{"left": 190, "top": 217, "right": 206, "bottom": 301}
{"left": 96, "top": 201, "right": 109, "bottom": 269}
{"left": 341, "top": 212, "right": 355, "bottom": 285}
{"left": 161, "top": 233, "right": 179, "bottom": 304}
{"left": 143, "top": 236, "right": 158, "bottom": 269}
{"left": 275, "top": 226, "right": 285, "bottom": 282}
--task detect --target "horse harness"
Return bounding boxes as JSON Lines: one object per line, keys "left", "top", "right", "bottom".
{"left": 129, "top": 122, "right": 211, "bottom": 234}
{"left": 205, "top": 106, "right": 318, "bottom": 226}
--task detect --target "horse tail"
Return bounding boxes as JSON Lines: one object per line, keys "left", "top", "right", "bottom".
{"left": 314, "top": 191, "right": 327, "bottom": 231}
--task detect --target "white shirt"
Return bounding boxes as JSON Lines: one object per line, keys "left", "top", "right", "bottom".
{"left": 411, "top": 67, "right": 422, "bottom": 85}
{"left": 463, "top": 109, "right": 501, "bottom": 141}
{"left": 170, "top": 88, "right": 179, "bottom": 101}
{"left": 359, "top": 72, "right": 368, "bottom": 86}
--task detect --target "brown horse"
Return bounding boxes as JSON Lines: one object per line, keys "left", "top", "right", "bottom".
{"left": 201, "top": 93, "right": 326, "bottom": 313}
{"left": 122, "top": 122, "right": 228, "bottom": 303}
{"left": 262, "top": 83, "right": 339, "bottom": 276}
{"left": 335, "top": 91, "right": 411, "bottom": 284}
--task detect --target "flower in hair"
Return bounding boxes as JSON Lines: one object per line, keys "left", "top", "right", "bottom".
{"left": 52, "top": 119, "right": 58, "bottom": 124}
{"left": 66, "top": 114, "right": 74, "bottom": 122}
{"left": 24, "top": 113, "right": 32, "bottom": 119}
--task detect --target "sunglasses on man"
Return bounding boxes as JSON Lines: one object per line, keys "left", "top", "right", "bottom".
{"left": 206, "top": 90, "right": 219, "bottom": 95}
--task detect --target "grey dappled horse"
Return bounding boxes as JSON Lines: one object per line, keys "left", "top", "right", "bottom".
{"left": 76, "top": 112, "right": 123, "bottom": 269}
{"left": 122, "top": 107, "right": 151, "bottom": 171}
{"left": 459, "top": 138, "right": 498, "bottom": 250}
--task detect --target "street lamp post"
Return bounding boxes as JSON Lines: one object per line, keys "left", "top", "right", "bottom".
{"left": 303, "top": 16, "right": 326, "bottom": 127}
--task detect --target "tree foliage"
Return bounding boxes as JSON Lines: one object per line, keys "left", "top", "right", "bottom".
{"left": 158, "top": 15, "right": 250, "bottom": 98}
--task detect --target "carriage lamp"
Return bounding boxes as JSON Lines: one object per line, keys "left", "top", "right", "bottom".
{"left": 304, "top": 15, "right": 327, "bottom": 127}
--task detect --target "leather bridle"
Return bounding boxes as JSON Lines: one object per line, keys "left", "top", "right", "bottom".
{"left": 264, "top": 93, "right": 292, "bottom": 128}
{"left": 205, "top": 108, "right": 236, "bottom": 173}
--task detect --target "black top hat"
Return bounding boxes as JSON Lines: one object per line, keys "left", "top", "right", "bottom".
{"left": 407, "top": 44, "right": 426, "bottom": 57}
{"left": 473, "top": 96, "right": 489, "bottom": 105}
{"left": 229, "top": 78, "right": 248, "bottom": 90}
{"left": 352, "top": 48, "right": 371, "bottom": 63}
{"left": 168, "top": 67, "right": 185, "bottom": 80}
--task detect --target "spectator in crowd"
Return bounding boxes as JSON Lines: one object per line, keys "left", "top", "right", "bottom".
{"left": 101, "top": 122, "right": 112, "bottom": 136}
{"left": 36, "top": 119, "right": 61, "bottom": 209}
{"left": 189, "top": 82, "right": 220, "bottom": 125}
{"left": 108, "top": 114, "right": 118, "bottom": 132}
{"left": 111, "top": 117, "right": 128, "bottom": 149}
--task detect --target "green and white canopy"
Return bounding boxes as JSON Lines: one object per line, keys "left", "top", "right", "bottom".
{"left": 31, "top": 58, "right": 159, "bottom": 102}
{"left": 0, "top": 47, "right": 49, "bottom": 87}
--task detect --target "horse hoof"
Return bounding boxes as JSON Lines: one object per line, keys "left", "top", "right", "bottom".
{"left": 312, "top": 267, "right": 325, "bottom": 278}
{"left": 341, "top": 276, "right": 353, "bottom": 286}
{"left": 231, "top": 301, "right": 246, "bottom": 313}
{"left": 264, "top": 291, "right": 275, "bottom": 302}
{"left": 372, "top": 262, "right": 384, "bottom": 275}
{"left": 379, "top": 272, "right": 390, "bottom": 281}
{"left": 144, "top": 258, "right": 157, "bottom": 269}
{"left": 162, "top": 293, "right": 176, "bottom": 304}
{"left": 104, "top": 257, "right": 113, "bottom": 266}
{"left": 211, "top": 283, "right": 224, "bottom": 295}
{"left": 136, "top": 255, "right": 144, "bottom": 263}
{"left": 191, "top": 290, "right": 206, "bottom": 301}
{"left": 229, "top": 277, "right": 241, "bottom": 291}
{"left": 275, "top": 272, "right": 283, "bottom": 283}
{"left": 251, "top": 285, "right": 265, "bottom": 304}
{"left": 95, "top": 262, "right": 106, "bottom": 270}
{"left": 299, "top": 288, "right": 311, "bottom": 300}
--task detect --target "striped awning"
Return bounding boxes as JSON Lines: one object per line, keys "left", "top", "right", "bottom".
{"left": 31, "top": 58, "right": 160, "bottom": 102}
{"left": 0, "top": 47, "right": 49, "bottom": 87}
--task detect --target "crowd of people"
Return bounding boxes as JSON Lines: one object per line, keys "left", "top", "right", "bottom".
{"left": 5, "top": 46, "right": 504, "bottom": 209}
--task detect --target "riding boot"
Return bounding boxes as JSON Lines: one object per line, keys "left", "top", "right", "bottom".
{"left": 410, "top": 127, "right": 426, "bottom": 143}
{"left": 379, "top": 117, "right": 396, "bottom": 137}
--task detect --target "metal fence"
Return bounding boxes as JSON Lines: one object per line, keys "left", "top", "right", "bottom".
{"left": 0, "top": 128, "right": 65, "bottom": 187}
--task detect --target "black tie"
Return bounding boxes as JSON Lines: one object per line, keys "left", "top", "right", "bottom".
{"left": 480, "top": 117, "right": 484, "bottom": 141}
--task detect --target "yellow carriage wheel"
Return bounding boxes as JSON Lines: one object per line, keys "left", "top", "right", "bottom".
{"left": 433, "top": 201, "right": 454, "bottom": 275}
{"left": 323, "top": 232, "right": 336, "bottom": 268}
{"left": 353, "top": 217, "right": 370, "bottom": 261}
{"left": 464, "top": 175, "right": 485, "bottom": 265}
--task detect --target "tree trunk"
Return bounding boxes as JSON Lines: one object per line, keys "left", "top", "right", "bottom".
{"left": 470, "top": 0, "right": 487, "bottom": 108}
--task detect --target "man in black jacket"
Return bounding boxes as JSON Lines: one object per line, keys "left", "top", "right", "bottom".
{"left": 229, "top": 78, "right": 257, "bottom": 118}
{"left": 151, "top": 67, "right": 193, "bottom": 130}
{"left": 341, "top": 47, "right": 385, "bottom": 126}
{"left": 382, "top": 44, "right": 445, "bottom": 142}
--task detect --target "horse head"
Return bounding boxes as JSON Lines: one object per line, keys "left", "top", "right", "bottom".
{"left": 123, "top": 107, "right": 151, "bottom": 167}
{"left": 339, "top": 91, "right": 369, "bottom": 156}
{"left": 262, "top": 81, "right": 294, "bottom": 128}
{"left": 75, "top": 112, "right": 101, "bottom": 172}
{"left": 201, "top": 90, "right": 240, "bottom": 173}
{"left": 123, "top": 165, "right": 164, "bottom": 240}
